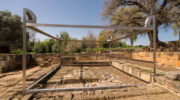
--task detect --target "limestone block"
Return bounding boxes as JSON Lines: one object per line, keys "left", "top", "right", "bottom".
{"left": 128, "top": 67, "right": 134, "bottom": 74}
{"left": 123, "top": 65, "right": 129, "bottom": 72}
{"left": 155, "top": 76, "right": 165, "bottom": 85}
{"left": 43, "top": 62, "right": 48, "bottom": 67}
{"left": 132, "top": 69, "right": 141, "bottom": 77}
{"left": 118, "top": 64, "right": 124, "bottom": 70}
{"left": 0, "top": 61, "right": 9, "bottom": 68}
{"left": 164, "top": 79, "right": 180, "bottom": 92}
{"left": 140, "top": 72, "right": 151, "bottom": 82}
{"left": 176, "top": 60, "right": 180, "bottom": 67}
{"left": 165, "top": 71, "right": 180, "bottom": 80}
{"left": 39, "top": 64, "right": 43, "bottom": 67}
{"left": 168, "top": 59, "right": 175, "bottom": 66}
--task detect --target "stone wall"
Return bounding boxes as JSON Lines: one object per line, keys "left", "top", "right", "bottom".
{"left": 1, "top": 51, "right": 180, "bottom": 73}
{"left": 0, "top": 54, "right": 59, "bottom": 73}
{"left": 75, "top": 54, "right": 109, "bottom": 61}
{"left": 111, "top": 51, "right": 180, "bottom": 67}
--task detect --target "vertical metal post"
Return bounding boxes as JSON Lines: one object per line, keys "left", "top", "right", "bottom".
{"left": 153, "top": 22, "right": 156, "bottom": 82}
{"left": 110, "top": 43, "right": 111, "bottom": 64}
{"left": 59, "top": 41, "right": 61, "bottom": 64}
{"left": 22, "top": 8, "right": 26, "bottom": 95}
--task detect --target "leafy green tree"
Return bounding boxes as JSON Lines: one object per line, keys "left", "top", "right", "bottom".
{"left": 111, "top": 6, "right": 142, "bottom": 47}
{"left": 52, "top": 31, "right": 70, "bottom": 53}
{"left": 172, "top": 24, "right": 180, "bottom": 40}
{"left": 32, "top": 41, "right": 46, "bottom": 53}
{"left": 60, "top": 31, "right": 70, "bottom": 53}
{"left": 99, "top": 30, "right": 119, "bottom": 48}
{"left": 52, "top": 38, "right": 60, "bottom": 53}
{"left": 65, "top": 38, "right": 82, "bottom": 53}
{"left": 101, "top": 0, "right": 180, "bottom": 47}
{"left": 81, "top": 37, "right": 87, "bottom": 52}
{"left": 0, "top": 10, "right": 29, "bottom": 53}
{"left": 27, "top": 41, "right": 34, "bottom": 52}
{"left": 96, "top": 35, "right": 108, "bottom": 48}
{"left": 42, "top": 39, "right": 55, "bottom": 53}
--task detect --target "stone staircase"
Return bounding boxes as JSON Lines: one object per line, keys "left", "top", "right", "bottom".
{"left": 39, "top": 58, "right": 59, "bottom": 67}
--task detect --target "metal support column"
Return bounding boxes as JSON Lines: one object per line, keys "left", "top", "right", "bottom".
{"left": 110, "top": 43, "right": 111, "bottom": 64}
{"left": 22, "top": 8, "right": 26, "bottom": 95}
{"left": 59, "top": 41, "right": 61, "bottom": 64}
{"left": 153, "top": 26, "right": 156, "bottom": 82}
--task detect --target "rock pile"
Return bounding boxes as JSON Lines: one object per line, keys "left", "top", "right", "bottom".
{"left": 141, "top": 40, "right": 180, "bottom": 52}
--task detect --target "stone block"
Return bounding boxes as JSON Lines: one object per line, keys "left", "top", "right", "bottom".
{"left": 140, "top": 72, "right": 151, "bottom": 82}
{"left": 128, "top": 67, "right": 134, "bottom": 74}
{"left": 176, "top": 60, "right": 180, "bottom": 67}
{"left": 168, "top": 59, "right": 175, "bottom": 66}
{"left": 155, "top": 76, "right": 166, "bottom": 85}
{"left": 0, "top": 61, "right": 9, "bottom": 68}
{"left": 21, "top": 94, "right": 33, "bottom": 100}
{"left": 123, "top": 65, "right": 129, "bottom": 72}
{"left": 118, "top": 64, "right": 124, "bottom": 70}
{"left": 164, "top": 79, "right": 180, "bottom": 92}
{"left": 39, "top": 64, "right": 43, "bottom": 67}
{"left": 166, "top": 71, "right": 180, "bottom": 80}
{"left": 132, "top": 69, "right": 141, "bottom": 77}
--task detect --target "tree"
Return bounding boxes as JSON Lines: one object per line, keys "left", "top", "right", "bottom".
{"left": 42, "top": 39, "right": 55, "bottom": 53}
{"left": 101, "top": 0, "right": 180, "bottom": 47}
{"left": 85, "top": 29, "right": 97, "bottom": 51}
{"left": 65, "top": 38, "right": 82, "bottom": 53}
{"left": 27, "top": 41, "right": 34, "bottom": 52}
{"left": 111, "top": 6, "right": 141, "bottom": 47}
{"left": 96, "top": 35, "right": 108, "bottom": 48}
{"left": 172, "top": 24, "right": 180, "bottom": 40}
{"left": 32, "top": 41, "right": 46, "bottom": 53}
{"left": 99, "top": 30, "right": 120, "bottom": 48}
{"left": 52, "top": 31, "right": 70, "bottom": 53}
{"left": 0, "top": 10, "right": 29, "bottom": 53}
{"left": 60, "top": 31, "right": 71, "bottom": 53}
{"left": 81, "top": 37, "right": 87, "bottom": 51}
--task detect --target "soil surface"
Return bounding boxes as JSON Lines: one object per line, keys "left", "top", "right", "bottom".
{"left": 0, "top": 63, "right": 179, "bottom": 100}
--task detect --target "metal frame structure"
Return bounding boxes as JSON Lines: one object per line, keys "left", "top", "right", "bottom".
{"left": 23, "top": 8, "right": 156, "bottom": 95}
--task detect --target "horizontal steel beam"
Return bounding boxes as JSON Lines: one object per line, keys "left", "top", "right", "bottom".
{"left": 26, "top": 84, "right": 148, "bottom": 94}
{"left": 27, "top": 26, "right": 106, "bottom": 43}
{"left": 27, "top": 26, "right": 151, "bottom": 43}
{"left": 26, "top": 23, "right": 154, "bottom": 30}
{"left": 26, "top": 64, "right": 61, "bottom": 90}
{"left": 111, "top": 30, "right": 151, "bottom": 42}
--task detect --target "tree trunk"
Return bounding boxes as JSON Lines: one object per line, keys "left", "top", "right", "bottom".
{"left": 148, "top": 28, "right": 166, "bottom": 48}
{"left": 130, "top": 37, "right": 133, "bottom": 47}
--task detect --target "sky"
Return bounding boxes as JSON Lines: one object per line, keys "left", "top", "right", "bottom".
{"left": 0, "top": 0, "right": 179, "bottom": 46}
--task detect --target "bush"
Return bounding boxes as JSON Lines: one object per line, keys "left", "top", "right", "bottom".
{"left": 11, "top": 49, "right": 23, "bottom": 54}
{"left": 93, "top": 48, "right": 108, "bottom": 51}
{"left": 85, "top": 48, "right": 91, "bottom": 52}
{"left": 32, "top": 41, "right": 46, "bottom": 53}
{"left": 122, "top": 41, "right": 127, "bottom": 48}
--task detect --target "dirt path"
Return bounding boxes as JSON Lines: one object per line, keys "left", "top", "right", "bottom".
{"left": 0, "top": 65, "right": 40, "bottom": 97}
